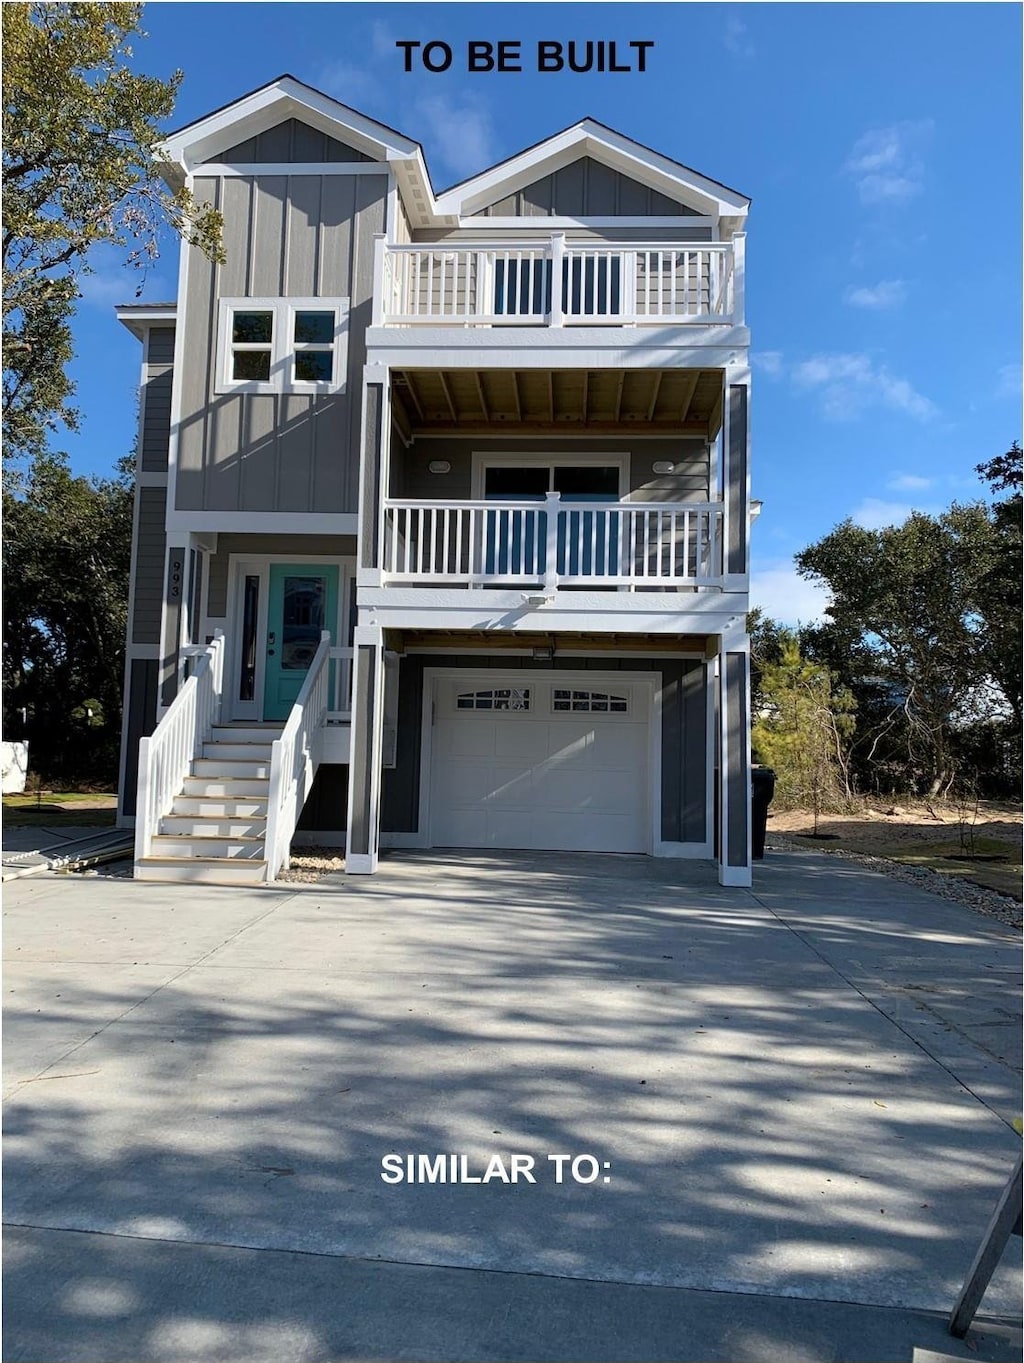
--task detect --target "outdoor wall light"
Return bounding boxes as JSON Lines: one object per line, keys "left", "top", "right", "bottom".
{"left": 532, "top": 645, "right": 555, "bottom": 661}
{"left": 651, "top": 461, "right": 675, "bottom": 474}
{"left": 428, "top": 460, "right": 451, "bottom": 474}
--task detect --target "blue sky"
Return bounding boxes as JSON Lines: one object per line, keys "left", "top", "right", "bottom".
{"left": 65, "top": 2, "right": 1022, "bottom": 623}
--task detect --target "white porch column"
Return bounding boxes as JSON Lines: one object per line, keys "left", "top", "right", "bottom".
{"left": 345, "top": 623, "right": 385, "bottom": 874}
{"left": 716, "top": 626, "right": 752, "bottom": 887}
{"left": 721, "top": 363, "right": 752, "bottom": 587}
{"left": 357, "top": 366, "right": 391, "bottom": 590}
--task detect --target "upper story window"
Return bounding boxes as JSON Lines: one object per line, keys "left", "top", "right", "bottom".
{"left": 216, "top": 298, "right": 348, "bottom": 395}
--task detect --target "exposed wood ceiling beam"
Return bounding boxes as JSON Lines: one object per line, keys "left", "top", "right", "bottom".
{"left": 547, "top": 373, "right": 555, "bottom": 423}
{"left": 647, "top": 372, "right": 663, "bottom": 422}
{"left": 679, "top": 371, "right": 700, "bottom": 424}
{"left": 511, "top": 371, "right": 522, "bottom": 421}
{"left": 391, "top": 392, "right": 413, "bottom": 447}
{"left": 581, "top": 371, "right": 589, "bottom": 424}
{"left": 474, "top": 372, "right": 490, "bottom": 422}
{"left": 613, "top": 371, "right": 626, "bottom": 423}
{"left": 401, "top": 420, "right": 711, "bottom": 438}
{"left": 438, "top": 371, "right": 458, "bottom": 422}
{"left": 398, "top": 373, "right": 425, "bottom": 423}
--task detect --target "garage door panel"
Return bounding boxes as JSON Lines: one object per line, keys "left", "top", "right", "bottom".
{"left": 493, "top": 722, "right": 553, "bottom": 760}
{"left": 429, "top": 676, "right": 649, "bottom": 855}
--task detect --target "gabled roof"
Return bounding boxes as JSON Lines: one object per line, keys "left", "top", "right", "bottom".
{"left": 434, "top": 117, "right": 750, "bottom": 226}
{"left": 159, "top": 77, "right": 749, "bottom": 233}
{"left": 159, "top": 74, "right": 436, "bottom": 225}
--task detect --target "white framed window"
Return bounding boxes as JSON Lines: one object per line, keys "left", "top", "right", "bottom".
{"left": 456, "top": 687, "right": 531, "bottom": 712}
{"left": 216, "top": 297, "right": 349, "bottom": 395}
{"left": 552, "top": 688, "right": 629, "bottom": 713}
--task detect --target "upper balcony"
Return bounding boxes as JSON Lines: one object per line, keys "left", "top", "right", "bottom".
{"left": 371, "top": 234, "right": 744, "bottom": 335}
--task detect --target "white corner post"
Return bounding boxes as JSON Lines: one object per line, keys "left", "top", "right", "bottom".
{"left": 716, "top": 624, "right": 752, "bottom": 887}
{"left": 345, "top": 622, "right": 385, "bottom": 874}
{"left": 721, "top": 362, "right": 752, "bottom": 589}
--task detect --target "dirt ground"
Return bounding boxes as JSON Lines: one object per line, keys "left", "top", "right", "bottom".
{"left": 767, "top": 798, "right": 1023, "bottom": 902}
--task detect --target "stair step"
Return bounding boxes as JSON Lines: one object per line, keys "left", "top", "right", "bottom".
{"left": 173, "top": 795, "right": 269, "bottom": 817}
{"left": 193, "top": 759, "right": 272, "bottom": 779}
{"left": 150, "top": 835, "right": 265, "bottom": 860}
{"left": 183, "top": 776, "right": 270, "bottom": 798}
{"left": 202, "top": 742, "right": 274, "bottom": 761}
{"left": 135, "top": 857, "right": 268, "bottom": 885}
{"left": 160, "top": 815, "right": 268, "bottom": 838}
{"left": 210, "top": 725, "right": 284, "bottom": 743}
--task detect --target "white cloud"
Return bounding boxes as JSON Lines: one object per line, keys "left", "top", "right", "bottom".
{"left": 851, "top": 497, "right": 938, "bottom": 529}
{"left": 844, "top": 121, "right": 933, "bottom": 205}
{"left": 996, "top": 361, "right": 1022, "bottom": 397}
{"left": 752, "top": 350, "right": 784, "bottom": 377}
{"left": 415, "top": 93, "right": 495, "bottom": 181}
{"left": 315, "top": 60, "right": 383, "bottom": 111}
{"left": 844, "top": 279, "right": 907, "bottom": 309}
{"left": 750, "top": 562, "right": 829, "bottom": 626}
{"left": 792, "top": 351, "right": 937, "bottom": 422}
{"left": 724, "top": 16, "right": 754, "bottom": 58}
{"left": 886, "top": 472, "right": 933, "bottom": 491}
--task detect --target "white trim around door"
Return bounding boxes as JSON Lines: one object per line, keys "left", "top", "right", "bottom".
{"left": 223, "top": 553, "right": 355, "bottom": 723}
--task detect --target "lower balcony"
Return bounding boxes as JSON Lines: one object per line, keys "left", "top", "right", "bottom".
{"left": 380, "top": 496, "right": 724, "bottom": 591}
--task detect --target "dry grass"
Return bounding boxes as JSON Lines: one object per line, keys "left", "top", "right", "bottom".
{"left": 768, "top": 798, "right": 1023, "bottom": 901}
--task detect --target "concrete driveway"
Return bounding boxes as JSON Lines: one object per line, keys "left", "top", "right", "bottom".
{"left": 4, "top": 850, "right": 1021, "bottom": 1362}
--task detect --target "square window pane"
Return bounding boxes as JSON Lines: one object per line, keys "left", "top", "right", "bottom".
{"left": 295, "top": 351, "right": 333, "bottom": 382}
{"left": 233, "top": 349, "right": 271, "bottom": 381}
{"left": 294, "top": 311, "right": 334, "bottom": 344}
{"left": 232, "top": 311, "right": 273, "bottom": 344}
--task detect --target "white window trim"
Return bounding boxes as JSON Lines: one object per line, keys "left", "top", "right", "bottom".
{"left": 216, "top": 297, "right": 350, "bottom": 396}
{"left": 471, "top": 451, "right": 631, "bottom": 501}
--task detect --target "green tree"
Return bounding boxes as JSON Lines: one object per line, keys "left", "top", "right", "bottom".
{"left": 796, "top": 505, "right": 999, "bottom": 797}
{"left": 751, "top": 637, "right": 855, "bottom": 831}
{"left": 2, "top": 2, "right": 222, "bottom": 468}
{"left": 2, "top": 459, "right": 134, "bottom": 786}
{"left": 973, "top": 442, "right": 1022, "bottom": 736}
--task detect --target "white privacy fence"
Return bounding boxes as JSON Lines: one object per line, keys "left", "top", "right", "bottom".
{"left": 135, "top": 631, "right": 224, "bottom": 863}
{"left": 382, "top": 498, "right": 724, "bottom": 588}
{"left": 377, "top": 237, "right": 740, "bottom": 327}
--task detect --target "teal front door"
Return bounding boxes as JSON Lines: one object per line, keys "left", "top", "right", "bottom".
{"left": 263, "top": 564, "right": 340, "bottom": 722}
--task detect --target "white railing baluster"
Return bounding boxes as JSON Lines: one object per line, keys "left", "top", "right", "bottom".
{"left": 377, "top": 498, "right": 727, "bottom": 588}
{"left": 377, "top": 241, "right": 734, "bottom": 326}
{"left": 134, "top": 631, "right": 225, "bottom": 869}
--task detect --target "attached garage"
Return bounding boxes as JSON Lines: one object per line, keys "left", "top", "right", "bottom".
{"left": 427, "top": 673, "right": 651, "bottom": 853}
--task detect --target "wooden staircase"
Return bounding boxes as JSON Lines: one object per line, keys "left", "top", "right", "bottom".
{"left": 135, "top": 725, "right": 282, "bottom": 884}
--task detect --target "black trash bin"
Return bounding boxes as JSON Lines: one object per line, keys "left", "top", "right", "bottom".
{"left": 751, "top": 766, "right": 776, "bottom": 860}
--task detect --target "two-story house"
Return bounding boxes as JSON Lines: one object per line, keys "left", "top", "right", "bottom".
{"left": 116, "top": 75, "right": 754, "bottom": 888}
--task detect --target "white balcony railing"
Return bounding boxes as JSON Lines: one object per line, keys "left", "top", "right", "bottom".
{"left": 382, "top": 497, "right": 724, "bottom": 590}
{"left": 376, "top": 236, "right": 742, "bottom": 328}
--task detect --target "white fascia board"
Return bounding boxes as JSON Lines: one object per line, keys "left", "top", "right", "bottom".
{"left": 161, "top": 78, "right": 421, "bottom": 174}
{"left": 115, "top": 305, "right": 177, "bottom": 340}
{"left": 365, "top": 326, "right": 751, "bottom": 369}
{"left": 165, "top": 510, "right": 359, "bottom": 535}
{"left": 435, "top": 123, "right": 749, "bottom": 221}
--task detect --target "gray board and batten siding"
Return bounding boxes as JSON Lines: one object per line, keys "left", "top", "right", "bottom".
{"left": 381, "top": 654, "right": 708, "bottom": 846}
{"left": 212, "top": 118, "right": 374, "bottom": 165}
{"left": 392, "top": 435, "right": 710, "bottom": 502}
{"left": 470, "top": 157, "right": 702, "bottom": 218}
{"left": 177, "top": 120, "right": 387, "bottom": 516}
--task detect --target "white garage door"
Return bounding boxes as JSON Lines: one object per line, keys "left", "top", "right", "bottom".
{"left": 429, "top": 676, "right": 649, "bottom": 853}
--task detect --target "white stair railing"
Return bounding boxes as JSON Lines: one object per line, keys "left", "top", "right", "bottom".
{"left": 134, "top": 631, "right": 224, "bottom": 865}
{"left": 265, "top": 631, "right": 332, "bottom": 881}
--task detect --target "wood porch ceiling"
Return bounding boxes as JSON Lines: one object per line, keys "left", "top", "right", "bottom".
{"left": 391, "top": 369, "right": 722, "bottom": 436}
{"left": 394, "top": 631, "right": 710, "bottom": 653}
